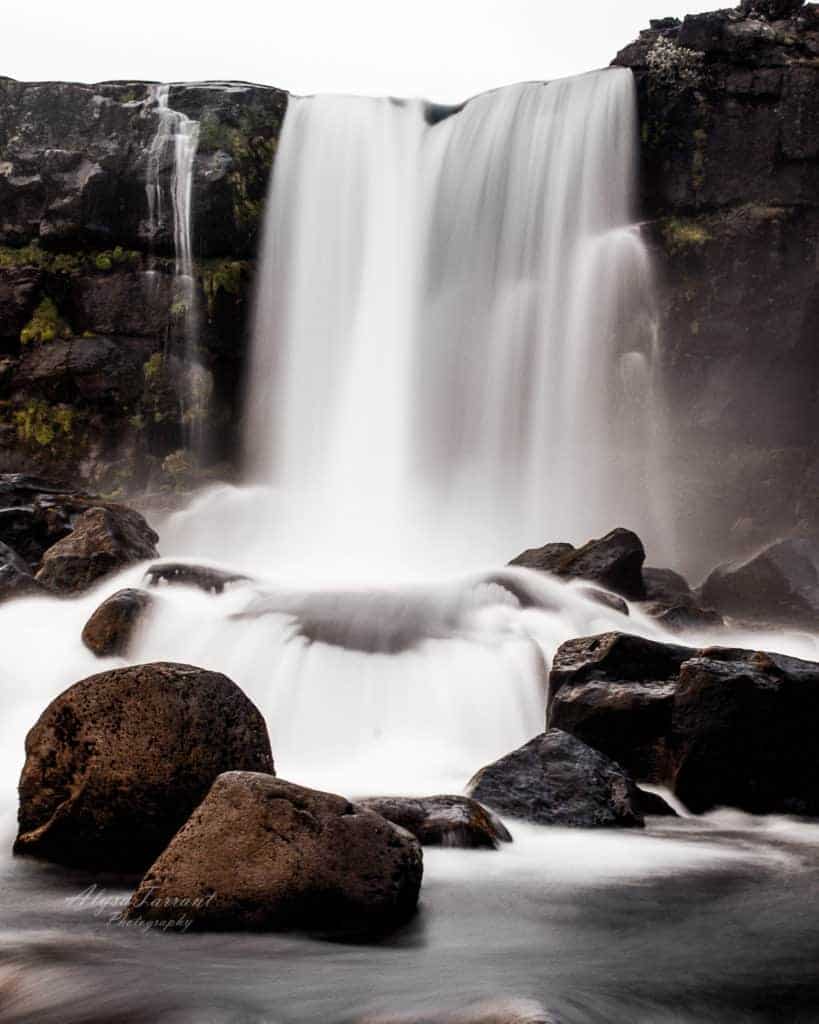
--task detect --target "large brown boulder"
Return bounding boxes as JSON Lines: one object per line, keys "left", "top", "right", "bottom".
{"left": 357, "top": 796, "right": 512, "bottom": 849}
{"left": 35, "top": 506, "right": 159, "bottom": 593}
{"left": 509, "top": 528, "right": 646, "bottom": 600}
{"left": 467, "top": 729, "right": 644, "bottom": 829}
{"left": 125, "top": 773, "right": 423, "bottom": 934}
{"left": 14, "top": 663, "right": 273, "bottom": 869}
{"left": 81, "top": 587, "right": 154, "bottom": 656}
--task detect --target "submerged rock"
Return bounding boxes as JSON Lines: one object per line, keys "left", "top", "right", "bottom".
{"left": 144, "top": 561, "right": 249, "bottom": 593}
{"left": 14, "top": 663, "right": 273, "bottom": 869}
{"left": 81, "top": 587, "right": 154, "bottom": 656}
{"left": 509, "top": 528, "right": 646, "bottom": 600}
{"left": 700, "top": 538, "right": 819, "bottom": 626}
{"left": 357, "top": 796, "right": 512, "bottom": 849}
{"left": 467, "top": 729, "right": 644, "bottom": 829}
{"left": 125, "top": 773, "right": 423, "bottom": 933}
{"left": 36, "top": 506, "right": 158, "bottom": 593}
{"left": 650, "top": 603, "right": 724, "bottom": 633}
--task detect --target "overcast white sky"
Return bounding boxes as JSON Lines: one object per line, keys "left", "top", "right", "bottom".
{"left": 6, "top": 0, "right": 720, "bottom": 102}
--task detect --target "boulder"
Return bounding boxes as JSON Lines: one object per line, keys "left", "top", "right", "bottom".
{"left": 35, "top": 506, "right": 159, "bottom": 593}
{"left": 548, "top": 632, "right": 693, "bottom": 781}
{"left": 509, "top": 529, "right": 646, "bottom": 600}
{"left": 0, "top": 473, "right": 81, "bottom": 566}
{"left": 125, "top": 773, "right": 423, "bottom": 933}
{"left": 672, "top": 648, "right": 819, "bottom": 815}
{"left": 650, "top": 603, "right": 724, "bottom": 633}
{"left": 699, "top": 538, "right": 819, "bottom": 626}
{"left": 14, "top": 662, "right": 273, "bottom": 869}
{"left": 0, "top": 540, "right": 41, "bottom": 601}
{"left": 466, "top": 729, "right": 644, "bottom": 829}
{"left": 578, "top": 586, "right": 629, "bottom": 616}
{"left": 643, "top": 567, "right": 696, "bottom": 607}
{"left": 144, "top": 561, "right": 249, "bottom": 594}
{"left": 356, "top": 796, "right": 512, "bottom": 849}
{"left": 81, "top": 587, "right": 154, "bottom": 656}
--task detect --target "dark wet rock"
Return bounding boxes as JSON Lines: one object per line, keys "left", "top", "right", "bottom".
{"left": 650, "top": 603, "right": 724, "bottom": 633}
{"left": 700, "top": 538, "right": 819, "bottom": 626}
{"left": 0, "top": 473, "right": 83, "bottom": 565}
{"left": 548, "top": 632, "right": 693, "bottom": 782}
{"left": 467, "top": 729, "right": 644, "bottom": 829}
{"left": 144, "top": 561, "right": 249, "bottom": 594}
{"left": 643, "top": 567, "right": 696, "bottom": 607}
{"left": 125, "top": 772, "right": 422, "bottom": 933}
{"left": 740, "top": 0, "right": 805, "bottom": 18}
{"left": 549, "top": 631, "right": 694, "bottom": 701}
{"left": 0, "top": 539, "right": 41, "bottom": 600}
{"left": 579, "top": 586, "right": 630, "bottom": 616}
{"left": 508, "top": 542, "right": 575, "bottom": 573}
{"left": 0, "top": 266, "right": 41, "bottom": 343}
{"left": 356, "top": 795, "right": 512, "bottom": 849}
{"left": 635, "top": 787, "right": 678, "bottom": 818}
{"left": 14, "top": 662, "right": 273, "bottom": 870}
{"left": 672, "top": 648, "right": 819, "bottom": 815}
{"left": 81, "top": 587, "right": 154, "bottom": 656}
{"left": 509, "top": 528, "right": 645, "bottom": 600}
{"left": 35, "top": 505, "right": 158, "bottom": 593}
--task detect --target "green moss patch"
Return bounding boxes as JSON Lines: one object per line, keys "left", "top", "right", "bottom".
{"left": 20, "top": 298, "right": 72, "bottom": 345}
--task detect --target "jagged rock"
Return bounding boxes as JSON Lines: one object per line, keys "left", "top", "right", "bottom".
{"left": 548, "top": 632, "right": 692, "bottom": 782}
{"left": 35, "top": 506, "right": 158, "bottom": 593}
{"left": 14, "top": 663, "right": 273, "bottom": 869}
{"left": 643, "top": 567, "right": 696, "bottom": 607}
{"left": 651, "top": 603, "right": 724, "bottom": 633}
{"left": 700, "top": 538, "right": 819, "bottom": 626}
{"left": 740, "top": 0, "right": 805, "bottom": 19}
{"left": 125, "top": 773, "right": 422, "bottom": 933}
{"left": 0, "top": 266, "right": 41, "bottom": 343}
{"left": 672, "top": 648, "right": 819, "bottom": 815}
{"left": 0, "top": 473, "right": 82, "bottom": 566}
{"left": 508, "top": 542, "right": 575, "bottom": 573}
{"left": 0, "top": 539, "right": 40, "bottom": 600}
{"left": 547, "top": 631, "right": 819, "bottom": 816}
{"left": 466, "top": 729, "right": 644, "bottom": 829}
{"left": 356, "top": 796, "right": 512, "bottom": 849}
{"left": 509, "top": 528, "right": 645, "bottom": 599}
{"left": 144, "top": 561, "right": 249, "bottom": 594}
{"left": 81, "top": 587, "right": 154, "bottom": 656}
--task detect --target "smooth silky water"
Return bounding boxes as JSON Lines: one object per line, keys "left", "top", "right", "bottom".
{"left": 1, "top": 69, "right": 819, "bottom": 1023}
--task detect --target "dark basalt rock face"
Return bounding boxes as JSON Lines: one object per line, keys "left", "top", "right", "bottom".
{"left": 510, "top": 528, "right": 646, "bottom": 599}
{"left": 700, "top": 537, "right": 819, "bottom": 626}
{"left": 548, "top": 631, "right": 819, "bottom": 815}
{"left": 356, "top": 795, "right": 513, "bottom": 849}
{"left": 0, "top": 78, "right": 287, "bottom": 489}
{"left": 81, "top": 587, "right": 154, "bottom": 656}
{"left": 467, "top": 729, "right": 645, "bottom": 829}
{"left": 14, "top": 662, "right": 274, "bottom": 870}
{"left": 613, "top": 4, "right": 819, "bottom": 572}
{"left": 125, "top": 773, "right": 423, "bottom": 934}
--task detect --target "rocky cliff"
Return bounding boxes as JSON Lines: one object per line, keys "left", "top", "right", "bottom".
{"left": 0, "top": 79, "right": 286, "bottom": 493}
{"left": 0, "top": 5, "right": 816, "bottom": 568}
{"left": 614, "top": 0, "right": 819, "bottom": 572}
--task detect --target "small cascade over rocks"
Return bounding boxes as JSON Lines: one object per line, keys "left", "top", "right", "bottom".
{"left": 144, "top": 85, "right": 211, "bottom": 459}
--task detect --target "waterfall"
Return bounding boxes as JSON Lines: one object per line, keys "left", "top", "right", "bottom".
{"left": 144, "top": 84, "right": 210, "bottom": 458}
{"left": 245, "top": 69, "right": 671, "bottom": 577}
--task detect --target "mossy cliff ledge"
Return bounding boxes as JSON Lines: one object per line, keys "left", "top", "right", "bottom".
{"left": 614, "top": 2, "right": 819, "bottom": 568}
{"left": 0, "top": 79, "right": 287, "bottom": 491}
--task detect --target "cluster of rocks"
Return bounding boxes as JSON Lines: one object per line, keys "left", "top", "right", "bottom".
{"left": 0, "top": 473, "right": 158, "bottom": 600}
{"left": 509, "top": 524, "right": 819, "bottom": 631}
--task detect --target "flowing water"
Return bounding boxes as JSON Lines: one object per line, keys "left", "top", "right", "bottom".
{"left": 1, "top": 69, "right": 819, "bottom": 1022}
{"left": 144, "top": 84, "right": 210, "bottom": 456}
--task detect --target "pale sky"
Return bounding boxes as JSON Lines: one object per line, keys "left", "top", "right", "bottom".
{"left": 6, "top": 0, "right": 721, "bottom": 102}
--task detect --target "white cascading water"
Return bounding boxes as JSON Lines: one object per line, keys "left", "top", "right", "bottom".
{"left": 244, "top": 69, "right": 671, "bottom": 577}
{"left": 2, "top": 68, "right": 818, "bottom": 831}
{"left": 144, "top": 84, "right": 210, "bottom": 456}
